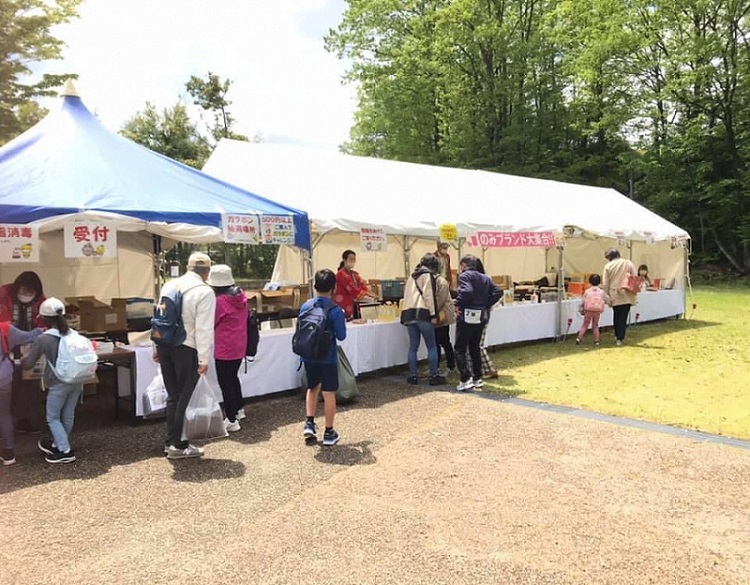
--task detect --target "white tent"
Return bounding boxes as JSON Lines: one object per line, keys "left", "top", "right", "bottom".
{"left": 204, "top": 141, "right": 690, "bottom": 291}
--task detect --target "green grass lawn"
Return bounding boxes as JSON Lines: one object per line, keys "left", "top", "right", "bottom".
{"left": 483, "top": 286, "right": 750, "bottom": 439}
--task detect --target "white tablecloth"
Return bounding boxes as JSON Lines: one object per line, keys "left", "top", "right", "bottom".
{"left": 125, "top": 290, "right": 684, "bottom": 416}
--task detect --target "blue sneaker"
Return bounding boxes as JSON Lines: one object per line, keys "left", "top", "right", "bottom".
{"left": 303, "top": 420, "right": 317, "bottom": 441}
{"left": 322, "top": 429, "right": 340, "bottom": 446}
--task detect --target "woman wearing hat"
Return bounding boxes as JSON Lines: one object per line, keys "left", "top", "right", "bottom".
{"left": 207, "top": 265, "right": 248, "bottom": 431}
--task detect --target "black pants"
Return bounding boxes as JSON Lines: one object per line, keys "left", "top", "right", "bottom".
{"left": 435, "top": 326, "right": 455, "bottom": 370}
{"left": 455, "top": 322, "right": 484, "bottom": 382}
{"left": 216, "top": 358, "right": 243, "bottom": 422}
{"left": 158, "top": 344, "right": 199, "bottom": 449}
{"left": 613, "top": 304, "right": 631, "bottom": 341}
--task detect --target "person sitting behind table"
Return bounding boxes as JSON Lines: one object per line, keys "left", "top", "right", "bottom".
{"left": 637, "top": 264, "right": 652, "bottom": 290}
{"left": 0, "top": 271, "right": 47, "bottom": 331}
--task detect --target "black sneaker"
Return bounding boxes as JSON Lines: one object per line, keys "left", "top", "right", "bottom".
{"left": 45, "top": 449, "right": 76, "bottom": 464}
{"left": 1, "top": 449, "right": 16, "bottom": 466}
{"left": 322, "top": 429, "right": 340, "bottom": 446}
{"left": 303, "top": 420, "right": 317, "bottom": 444}
{"left": 407, "top": 376, "right": 418, "bottom": 385}
{"left": 38, "top": 437, "right": 56, "bottom": 456}
{"left": 429, "top": 375, "right": 446, "bottom": 386}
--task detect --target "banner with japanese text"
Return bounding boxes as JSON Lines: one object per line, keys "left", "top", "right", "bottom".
{"left": 0, "top": 224, "right": 39, "bottom": 263}
{"left": 222, "top": 214, "right": 261, "bottom": 245}
{"left": 468, "top": 231, "right": 556, "bottom": 248}
{"left": 360, "top": 227, "right": 387, "bottom": 252}
{"left": 64, "top": 222, "right": 117, "bottom": 258}
{"left": 261, "top": 216, "right": 296, "bottom": 245}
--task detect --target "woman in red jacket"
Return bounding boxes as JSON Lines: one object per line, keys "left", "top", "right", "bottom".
{"left": 0, "top": 271, "right": 47, "bottom": 331}
{"left": 334, "top": 250, "right": 369, "bottom": 320}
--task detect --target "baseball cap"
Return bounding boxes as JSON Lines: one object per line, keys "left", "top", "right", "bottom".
{"left": 187, "top": 252, "right": 212, "bottom": 268}
{"left": 39, "top": 297, "right": 65, "bottom": 317}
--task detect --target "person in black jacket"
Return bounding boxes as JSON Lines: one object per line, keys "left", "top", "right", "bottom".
{"left": 454, "top": 255, "right": 502, "bottom": 391}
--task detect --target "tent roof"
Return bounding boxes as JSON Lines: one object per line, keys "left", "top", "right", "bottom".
{"left": 203, "top": 141, "right": 689, "bottom": 243}
{"left": 0, "top": 90, "right": 310, "bottom": 250}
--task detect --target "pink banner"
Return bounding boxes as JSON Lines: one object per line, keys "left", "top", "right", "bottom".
{"left": 469, "top": 231, "right": 556, "bottom": 248}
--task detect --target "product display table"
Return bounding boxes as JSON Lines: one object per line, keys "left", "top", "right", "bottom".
{"left": 120, "top": 289, "right": 684, "bottom": 418}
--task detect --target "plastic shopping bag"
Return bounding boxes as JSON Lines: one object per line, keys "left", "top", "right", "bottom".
{"left": 181, "top": 375, "right": 228, "bottom": 442}
{"left": 143, "top": 370, "right": 168, "bottom": 418}
{"left": 298, "top": 347, "right": 359, "bottom": 404}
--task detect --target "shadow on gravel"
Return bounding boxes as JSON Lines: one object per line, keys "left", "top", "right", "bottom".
{"left": 170, "top": 458, "right": 246, "bottom": 483}
{"left": 314, "top": 441, "right": 377, "bottom": 466}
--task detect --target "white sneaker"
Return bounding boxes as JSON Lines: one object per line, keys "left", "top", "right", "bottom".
{"left": 473, "top": 378, "right": 484, "bottom": 390}
{"left": 235, "top": 408, "right": 246, "bottom": 421}
{"left": 456, "top": 379, "right": 474, "bottom": 392}
{"left": 224, "top": 418, "right": 241, "bottom": 433}
{"left": 166, "top": 444, "right": 204, "bottom": 459}
{"left": 615, "top": 340, "right": 623, "bottom": 347}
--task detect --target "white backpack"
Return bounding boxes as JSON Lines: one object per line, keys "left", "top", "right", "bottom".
{"left": 44, "top": 329, "right": 98, "bottom": 384}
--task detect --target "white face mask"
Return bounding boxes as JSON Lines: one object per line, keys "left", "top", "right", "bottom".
{"left": 639, "top": 271, "right": 647, "bottom": 276}
{"left": 17, "top": 294, "right": 35, "bottom": 304}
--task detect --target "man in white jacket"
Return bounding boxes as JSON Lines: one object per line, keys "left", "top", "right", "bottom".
{"left": 156, "top": 252, "right": 216, "bottom": 459}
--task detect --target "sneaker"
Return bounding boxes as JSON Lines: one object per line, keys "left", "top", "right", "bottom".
{"left": 595, "top": 341, "right": 600, "bottom": 347}
{"left": 456, "top": 379, "right": 474, "bottom": 392}
{"left": 38, "top": 437, "right": 56, "bottom": 456}
{"left": 407, "top": 375, "right": 418, "bottom": 385}
{"left": 303, "top": 420, "right": 317, "bottom": 440}
{"left": 575, "top": 337, "right": 582, "bottom": 345}
{"left": 1, "top": 449, "right": 16, "bottom": 466}
{"left": 473, "top": 378, "right": 485, "bottom": 390}
{"left": 615, "top": 340, "right": 623, "bottom": 347}
{"left": 166, "top": 444, "right": 204, "bottom": 460}
{"left": 440, "top": 367, "right": 455, "bottom": 378}
{"left": 224, "top": 418, "right": 241, "bottom": 433}
{"left": 45, "top": 449, "right": 76, "bottom": 464}
{"left": 429, "top": 375, "right": 447, "bottom": 386}
{"left": 235, "top": 408, "right": 246, "bottom": 421}
{"left": 322, "top": 429, "right": 340, "bottom": 446}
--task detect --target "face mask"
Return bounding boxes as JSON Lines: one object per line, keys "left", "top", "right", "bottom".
{"left": 346, "top": 262, "right": 356, "bottom": 270}
{"left": 639, "top": 271, "right": 647, "bottom": 276}
{"left": 17, "top": 294, "right": 35, "bottom": 304}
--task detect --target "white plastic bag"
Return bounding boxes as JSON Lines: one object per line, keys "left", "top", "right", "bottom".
{"left": 181, "top": 376, "right": 228, "bottom": 441}
{"left": 143, "top": 370, "right": 168, "bottom": 418}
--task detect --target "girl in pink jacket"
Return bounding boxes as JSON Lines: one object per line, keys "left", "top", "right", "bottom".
{"left": 207, "top": 265, "right": 248, "bottom": 431}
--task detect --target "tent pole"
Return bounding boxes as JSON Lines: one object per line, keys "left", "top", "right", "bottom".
{"left": 152, "top": 234, "right": 163, "bottom": 300}
{"left": 555, "top": 244, "right": 565, "bottom": 341}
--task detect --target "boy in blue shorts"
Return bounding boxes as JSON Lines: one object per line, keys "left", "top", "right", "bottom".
{"left": 301, "top": 269, "right": 347, "bottom": 446}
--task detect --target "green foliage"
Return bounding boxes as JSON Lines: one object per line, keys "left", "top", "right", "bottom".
{"left": 186, "top": 72, "right": 248, "bottom": 143}
{"left": 0, "top": 0, "right": 81, "bottom": 144}
{"left": 330, "top": 0, "right": 750, "bottom": 274}
{"left": 120, "top": 101, "right": 211, "bottom": 169}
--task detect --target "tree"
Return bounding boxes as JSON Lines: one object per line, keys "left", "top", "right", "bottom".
{"left": 185, "top": 72, "right": 248, "bottom": 143}
{"left": 120, "top": 101, "right": 211, "bottom": 169}
{"left": 0, "top": 0, "right": 81, "bottom": 144}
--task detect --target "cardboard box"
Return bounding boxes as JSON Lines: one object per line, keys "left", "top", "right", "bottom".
{"left": 66, "top": 296, "right": 126, "bottom": 332}
{"left": 492, "top": 275, "right": 513, "bottom": 290}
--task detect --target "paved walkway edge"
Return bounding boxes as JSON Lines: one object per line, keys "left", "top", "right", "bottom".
{"left": 380, "top": 375, "right": 750, "bottom": 451}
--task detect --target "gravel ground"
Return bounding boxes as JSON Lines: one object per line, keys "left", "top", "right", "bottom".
{"left": 1, "top": 379, "right": 749, "bottom": 585}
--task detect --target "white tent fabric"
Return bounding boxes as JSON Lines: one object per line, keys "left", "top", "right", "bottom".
{"left": 204, "top": 141, "right": 690, "bottom": 242}
{"left": 203, "top": 142, "right": 690, "bottom": 286}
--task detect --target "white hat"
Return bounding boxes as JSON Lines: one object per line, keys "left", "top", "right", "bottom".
{"left": 187, "top": 252, "right": 212, "bottom": 268}
{"left": 206, "top": 264, "right": 235, "bottom": 287}
{"left": 39, "top": 297, "right": 65, "bottom": 317}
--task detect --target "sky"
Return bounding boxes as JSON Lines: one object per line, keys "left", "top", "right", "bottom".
{"left": 34, "top": 0, "right": 357, "bottom": 150}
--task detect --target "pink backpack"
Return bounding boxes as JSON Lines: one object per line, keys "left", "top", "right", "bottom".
{"left": 583, "top": 289, "right": 606, "bottom": 313}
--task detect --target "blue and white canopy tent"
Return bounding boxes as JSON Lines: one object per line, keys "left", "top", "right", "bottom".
{"left": 0, "top": 82, "right": 311, "bottom": 301}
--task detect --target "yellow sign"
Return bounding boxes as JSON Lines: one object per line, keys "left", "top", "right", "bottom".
{"left": 438, "top": 223, "right": 458, "bottom": 244}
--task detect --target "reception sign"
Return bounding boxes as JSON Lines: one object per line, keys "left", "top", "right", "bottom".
{"left": 64, "top": 221, "right": 117, "bottom": 258}
{"left": 0, "top": 224, "right": 39, "bottom": 263}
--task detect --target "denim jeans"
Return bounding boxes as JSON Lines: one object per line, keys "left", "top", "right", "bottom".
{"left": 46, "top": 382, "right": 83, "bottom": 453}
{"left": 407, "top": 321, "right": 438, "bottom": 378}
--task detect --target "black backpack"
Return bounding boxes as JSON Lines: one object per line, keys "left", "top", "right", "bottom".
{"left": 246, "top": 309, "right": 260, "bottom": 357}
{"left": 292, "top": 302, "right": 335, "bottom": 361}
